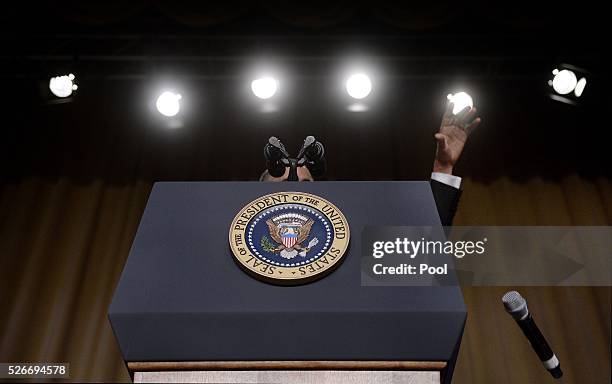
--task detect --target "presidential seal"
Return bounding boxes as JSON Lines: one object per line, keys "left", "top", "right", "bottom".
{"left": 229, "top": 191, "right": 350, "bottom": 285}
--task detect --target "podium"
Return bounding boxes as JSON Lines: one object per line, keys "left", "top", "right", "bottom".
{"left": 109, "top": 181, "right": 466, "bottom": 384}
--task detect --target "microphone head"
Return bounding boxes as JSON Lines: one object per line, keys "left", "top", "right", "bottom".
{"left": 502, "top": 290, "right": 529, "bottom": 320}
{"left": 264, "top": 136, "right": 289, "bottom": 177}
{"left": 297, "top": 135, "right": 326, "bottom": 178}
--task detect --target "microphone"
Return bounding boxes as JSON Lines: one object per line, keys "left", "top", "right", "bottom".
{"left": 502, "top": 291, "right": 563, "bottom": 379}
{"left": 297, "top": 135, "right": 326, "bottom": 178}
{"left": 263, "top": 135, "right": 327, "bottom": 181}
{"left": 264, "top": 136, "right": 290, "bottom": 177}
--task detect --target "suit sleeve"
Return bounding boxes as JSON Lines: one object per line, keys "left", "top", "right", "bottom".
{"left": 430, "top": 179, "right": 462, "bottom": 226}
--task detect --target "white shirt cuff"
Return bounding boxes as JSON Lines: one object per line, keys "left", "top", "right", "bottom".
{"left": 431, "top": 172, "right": 462, "bottom": 189}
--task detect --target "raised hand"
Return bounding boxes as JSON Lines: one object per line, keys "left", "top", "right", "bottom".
{"left": 433, "top": 102, "right": 481, "bottom": 174}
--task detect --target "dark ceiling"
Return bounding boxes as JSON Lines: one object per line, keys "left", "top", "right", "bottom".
{"left": 1, "top": 3, "right": 603, "bottom": 79}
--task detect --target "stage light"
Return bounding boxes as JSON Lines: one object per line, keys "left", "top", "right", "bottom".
{"left": 551, "top": 69, "right": 577, "bottom": 95}
{"left": 49, "top": 73, "right": 77, "bottom": 98}
{"left": 446, "top": 92, "right": 473, "bottom": 115}
{"left": 156, "top": 91, "right": 182, "bottom": 117}
{"left": 346, "top": 73, "right": 372, "bottom": 99}
{"left": 574, "top": 77, "right": 587, "bottom": 97}
{"left": 548, "top": 64, "right": 588, "bottom": 105}
{"left": 251, "top": 77, "right": 278, "bottom": 99}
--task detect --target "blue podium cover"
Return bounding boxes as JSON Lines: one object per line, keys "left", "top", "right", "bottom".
{"left": 109, "top": 181, "right": 466, "bottom": 364}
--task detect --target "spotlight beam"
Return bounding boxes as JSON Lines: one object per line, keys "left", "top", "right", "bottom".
{"left": 251, "top": 77, "right": 278, "bottom": 99}
{"left": 49, "top": 73, "right": 77, "bottom": 98}
{"left": 346, "top": 73, "right": 372, "bottom": 99}
{"left": 156, "top": 91, "right": 182, "bottom": 117}
{"left": 447, "top": 92, "right": 473, "bottom": 115}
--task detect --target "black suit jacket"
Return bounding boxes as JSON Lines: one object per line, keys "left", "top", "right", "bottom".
{"left": 430, "top": 179, "right": 462, "bottom": 226}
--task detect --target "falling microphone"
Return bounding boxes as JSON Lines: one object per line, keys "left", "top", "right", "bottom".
{"left": 502, "top": 291, "right": 563, "bottom": 379}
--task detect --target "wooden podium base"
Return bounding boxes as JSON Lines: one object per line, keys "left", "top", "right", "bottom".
{"left": 128, "top": 361, "right": 447, "bottom": 384}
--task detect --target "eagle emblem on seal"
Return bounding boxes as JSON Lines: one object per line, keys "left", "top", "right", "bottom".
{"left": 262, "top": 213, "right": 320, "bottom": 259}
